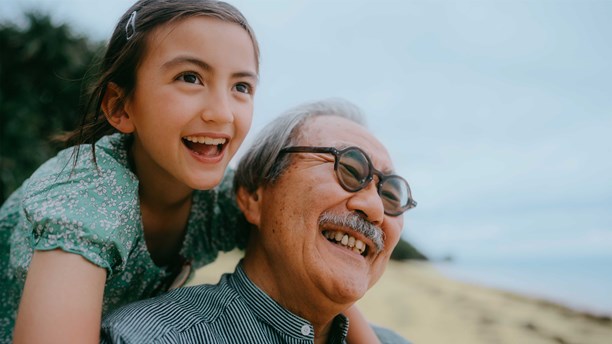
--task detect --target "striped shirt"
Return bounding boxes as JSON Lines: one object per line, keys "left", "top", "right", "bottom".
{"left": 101, "top": 263, "right": 410, "bottom": 344}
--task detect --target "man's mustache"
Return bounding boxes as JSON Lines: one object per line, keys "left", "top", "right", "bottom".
{"left": 318, "top": 212, "right": 384, "bottom": 253}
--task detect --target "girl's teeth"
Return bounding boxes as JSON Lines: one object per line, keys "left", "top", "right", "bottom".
{"left": 184, "top": 136, "right": 227, "bottom": 145}
{"left": 323, "top": 230, "right": 366, "bottom": 255}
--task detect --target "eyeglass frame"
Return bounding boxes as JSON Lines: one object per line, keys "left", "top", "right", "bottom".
{"left": 278, "top": 146, "right": 417, "bottom": 216}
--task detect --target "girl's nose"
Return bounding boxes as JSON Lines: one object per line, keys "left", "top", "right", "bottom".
{"left": 200, "top": 89, "right": 234, "bottom": 123}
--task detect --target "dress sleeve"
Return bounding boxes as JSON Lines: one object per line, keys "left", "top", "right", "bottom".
{"left": 21, "top": 161, "right": 141, "bottom": 277}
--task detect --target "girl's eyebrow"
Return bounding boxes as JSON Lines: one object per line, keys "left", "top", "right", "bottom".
{"left": 162, "top": 55, "right": 211, "bottom": 71}
{"left": 162, "top": 55, "right": 258, "bottom": 81}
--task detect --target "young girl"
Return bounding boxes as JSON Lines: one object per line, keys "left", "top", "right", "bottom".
{"left": 1, "top": 1, "right": 258, "bottom": 342}
{"left": 0, "top": 1, "right": 381, "bottom": 343}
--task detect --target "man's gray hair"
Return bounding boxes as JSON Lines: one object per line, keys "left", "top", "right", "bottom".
{"left": 234, "top": 98, "right": 367, "bottom": 194}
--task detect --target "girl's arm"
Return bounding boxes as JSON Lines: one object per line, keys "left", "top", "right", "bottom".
{"left": 13, "top": 249, "right": 107, "bottom": 344}
{"left": 345, "top": 304, "right": 382, "bottom": 344}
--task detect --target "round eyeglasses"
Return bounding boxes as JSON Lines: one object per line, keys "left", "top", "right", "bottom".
{"left": 279, "top": 146, "right": 417, "bottom": 216}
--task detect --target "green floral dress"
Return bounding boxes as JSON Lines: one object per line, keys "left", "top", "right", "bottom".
{"left": 0, "top": 133, "right": 247, "bottom": 343}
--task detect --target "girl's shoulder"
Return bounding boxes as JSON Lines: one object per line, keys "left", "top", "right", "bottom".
{"left": 24, "top": 133, "right": 136, "bottom": 197}
{"left": 16, "top": 134, "right": 142, "bottom": 273}
{"left": 20, "top": 133, "right": 140, "bottom": 236}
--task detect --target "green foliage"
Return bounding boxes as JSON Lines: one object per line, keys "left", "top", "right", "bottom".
{"left": 391, "top": 236, "right": 428, "bottom": 261}
{"left": 0, "top": 12, "right": 103, "bottom": 203}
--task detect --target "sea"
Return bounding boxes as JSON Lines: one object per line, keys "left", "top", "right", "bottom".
{"left": 431, "top": 256, "right": 612, "bottom": 317}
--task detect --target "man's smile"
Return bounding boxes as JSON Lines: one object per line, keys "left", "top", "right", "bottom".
{"left": 322, "top": 230, "right": 368, "bottom": 256}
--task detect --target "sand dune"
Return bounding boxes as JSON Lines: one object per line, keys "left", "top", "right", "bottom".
{"left": 190, "top": 250, "right": 612, "bottom": 344}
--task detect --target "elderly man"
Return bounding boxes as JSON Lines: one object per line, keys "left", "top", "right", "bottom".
{"left": 101, "top": 99, "right": 416, "bottom": 344}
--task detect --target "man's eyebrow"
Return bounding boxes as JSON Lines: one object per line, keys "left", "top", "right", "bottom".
{"left": 162, "top": 56, "right": 258, "bottom": 81}
{"left": 335, "top": 143, "right": 395, "bottom": 175}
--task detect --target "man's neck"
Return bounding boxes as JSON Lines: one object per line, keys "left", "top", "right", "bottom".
{"left": 314, "top": 322, "right": 333, "bottom": 344}
{"left": 242, "top": 252, "right": 349, "bottom": 342}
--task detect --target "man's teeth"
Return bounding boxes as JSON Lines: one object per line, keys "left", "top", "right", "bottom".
{"left": 323, "top": 230, "right": 366, "bottom": 255}
{"left": 183, "top": 136, "right": 227, "bottom": 145}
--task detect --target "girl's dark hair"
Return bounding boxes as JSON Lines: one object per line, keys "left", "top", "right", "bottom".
{"left": 59, "top": 0, "right": 260, "bottom": 163}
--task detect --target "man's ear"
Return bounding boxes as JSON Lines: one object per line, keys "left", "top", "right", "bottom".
{"left": 236, "top": 187, "right": 263, "bottom": 227}
{"left": 101, "top": 82, "right": 135, "bottom": 133}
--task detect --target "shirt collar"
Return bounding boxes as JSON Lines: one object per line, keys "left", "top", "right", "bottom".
{"left": 229, "top": 262, "right": 349, "bottom": 342}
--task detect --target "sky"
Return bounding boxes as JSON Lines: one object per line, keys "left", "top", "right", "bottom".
{"left": 2, "top": 0, "right": 611, "bottom": 262}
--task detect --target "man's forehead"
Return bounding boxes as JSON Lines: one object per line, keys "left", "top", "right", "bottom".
{"left": 300, "top": 116, "right": 395, "bottom": 171}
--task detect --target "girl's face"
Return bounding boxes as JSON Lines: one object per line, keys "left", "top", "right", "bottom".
{"left": 124, "top": 16, "right": 257, "bottom": 191}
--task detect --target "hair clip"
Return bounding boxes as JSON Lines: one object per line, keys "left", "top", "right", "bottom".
{"left": 125, "top": 10, "right": 137, "bottom": 40}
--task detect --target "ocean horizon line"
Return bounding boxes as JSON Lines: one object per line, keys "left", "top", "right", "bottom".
{"left": 430, "top": 257, "right": 612, "bottom": 318}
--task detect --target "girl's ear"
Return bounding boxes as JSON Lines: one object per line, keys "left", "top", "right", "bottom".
{"left": 236, "top": 187, "right": 263, "bottom": 227}
{"left": 101, "top": 82, "right": 135, "bottom": 133}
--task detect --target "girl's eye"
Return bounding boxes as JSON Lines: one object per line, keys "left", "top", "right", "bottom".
{"left": 234, "top": 82, "right": 252, "bottom": 94}
{"left": 177, "top": 72, "right": 202, "bottom": 85}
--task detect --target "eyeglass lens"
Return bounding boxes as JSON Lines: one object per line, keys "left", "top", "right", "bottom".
{"left": 336, "top": 148, "right": 410, "bottom": 214}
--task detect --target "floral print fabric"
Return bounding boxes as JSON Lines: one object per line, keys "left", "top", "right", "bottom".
{"left": 0, "top": 133, "right": 247, "bottom": 343}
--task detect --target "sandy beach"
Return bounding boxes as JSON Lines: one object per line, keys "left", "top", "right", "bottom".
{"left": 190, "top": 250, "right": 612, "bottom": 344}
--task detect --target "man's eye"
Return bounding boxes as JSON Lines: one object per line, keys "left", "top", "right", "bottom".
{"left": 341, "top": 163, "right": 362, "bottom": 180}
{"left": 381, "top": 189, "right": 401, "bottom": 203}
{"left": 177, "top": 72, "right": 202, "bottom": 85}
{"left": 234, "top": 82, "right": 252, "bottom": 94}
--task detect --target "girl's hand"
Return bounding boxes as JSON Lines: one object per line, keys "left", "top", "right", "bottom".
{"left": 13, "top": 249, "right": 107, "bottom": 344}
{"left": 345, "top": 304, "right": 382, "bottom": 344}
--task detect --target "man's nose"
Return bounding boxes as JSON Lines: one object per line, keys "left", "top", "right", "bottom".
{"left": 346, "top": 180, "right": 384, "bottom": 226}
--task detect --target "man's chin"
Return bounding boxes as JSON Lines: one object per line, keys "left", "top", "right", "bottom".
{"left": 321, "top": 272, "right": 371, "bottom": 305}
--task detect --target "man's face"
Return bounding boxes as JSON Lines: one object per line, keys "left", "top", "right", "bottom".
{"left": 246, "top": 116, "right": 404, "bottom": 308}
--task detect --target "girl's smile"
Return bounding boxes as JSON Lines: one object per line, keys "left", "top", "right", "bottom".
{"left": 182, "top": 134, "right": 230, "bottom": 162}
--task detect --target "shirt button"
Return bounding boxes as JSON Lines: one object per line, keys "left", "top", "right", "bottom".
{"left": 301, "top": 324, "right": 311, "bottom": 336}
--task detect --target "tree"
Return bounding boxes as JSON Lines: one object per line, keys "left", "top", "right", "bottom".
{"left": 391, "top": 236, "right": 428, "bottom": 261}
{"left": 0, "top": 12, "right": 103, "bottom": 203}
